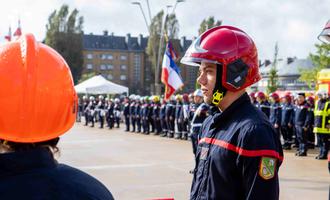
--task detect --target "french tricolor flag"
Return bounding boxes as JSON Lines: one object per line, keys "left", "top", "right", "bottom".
{"left": 161, "top": 42, "right": 184, "bottom": 100}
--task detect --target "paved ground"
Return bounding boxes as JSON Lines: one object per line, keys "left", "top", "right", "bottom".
{"left": 58, "top": 123, "right": 329, "bottom": 200}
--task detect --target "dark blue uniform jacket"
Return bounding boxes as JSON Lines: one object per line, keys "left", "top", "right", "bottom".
{"left": 0, "top": 148, "right": 114, "bottom": 200}
{"left": 191, "top": 93, "right": 283, "bottom": 200}
{"left": 269, "top": 102, "right": 282, "bottom": 125}
{"left": 281, "top": 103, "right": 294, "bottom": 126}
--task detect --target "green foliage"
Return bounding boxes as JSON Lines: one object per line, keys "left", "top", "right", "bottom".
{"left": 267, "top": 43, "right": 279, "bottom": 94}
{"left": 146, "top": 10, "right": 180, "bottom": 77}
{"left": 299, "top": 43, "right": 330, "bottom": 88}
{"left": 198, "top": 16, "right": 222, "bottom": 35}
{"left": 45, "top": 4, "right": 84, "bottom": 84}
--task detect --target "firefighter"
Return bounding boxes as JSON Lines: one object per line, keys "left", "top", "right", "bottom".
{"left": 181, "top": 25, "right": 283, "bottom": 199}
{"left": 160, "top": 98, "right": 168, "bottom": 137}
{"left": 97, "top": 95, "right": 106, "bottom": 128}
{"left": 135, "top": 95, "right": 142, "bottom": 133}
{"left": 189, "top": 89, "right": 209, "bottom": 157}
{"left": 175, "top": 94, "right": 184, "bottom": 139}
{"left": 255, "top": 91, "right": 271, "bottom": 118}
{"left": 269, "top": 92, "right": 282, "bottom": 139}
{"left": 280, "top": 93, "right": 294, "bottom": 150}
{"left": 181, "top": 93, "right": 190, "bottom": 140}
{"left": 152, "top": 96, "right": 162, "bottom": 135}
{"left": 313, "top": 90, "right": 330, "bottom": 159}
{"left": 83, "top": 95, "right": 89, "bottom": 126}
{"left": 294, "top": 93, "right": 310, "bottom": 156}
{"left": 0, "top": 34, "right": 114, "bottom": 199}
{"left": 129, "top": 95, "right": 136, "bottom": 132}
{"left": 114, "top": 98, "right": 121, "bottom": 128}
{"left": 123, "top": 96, "right": 130, "bottom": 132}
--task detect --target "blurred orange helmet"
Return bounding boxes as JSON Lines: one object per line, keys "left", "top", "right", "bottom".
{"left": 0, "top": 34, "right": 77, "bottom": 143}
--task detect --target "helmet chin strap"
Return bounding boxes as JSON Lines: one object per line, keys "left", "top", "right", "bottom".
{"left": 211, "top": 64, "right": 227, "bottom": 106}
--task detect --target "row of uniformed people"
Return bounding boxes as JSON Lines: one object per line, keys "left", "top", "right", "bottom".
{"left": 122, "top": 90, "right": 209, "bottom": 142}
{"left": 249, "top": 91, "right": 329, "bottom": 159}
{"left": 78, "top": 95, "right": 122, "bottom": 129}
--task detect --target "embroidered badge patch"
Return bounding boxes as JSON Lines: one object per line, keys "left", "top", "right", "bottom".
{"left": 259, "top": 157, "right": 277, "bottom": 180}
{"left": 200, "top": 147, "right": 209, "bottom": 160}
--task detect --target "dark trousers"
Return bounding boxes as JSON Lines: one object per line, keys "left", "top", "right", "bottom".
{"left": 142, "top": 117, "right": 149, "bottom": 133}
{"left": 296, "top": 125, "right": 308, "bottom": 153}
{"left": 99, "top": 115, "right": 104, "bottom": 128}
{"left": 84, "top": 113, "right": 89, "bottom": 126}
{"left": 160, "top": 118, "right": 167, "bottom": 135}
{"left": 115, "top": 117, "right": 120, "bottom": 128}
{"left": 125, "top": 115, "right": 130, "bottom": 131}
{"left": 131, "top": 116, "right": 136, "bottom": 132}
{"left": 317, "top": 134, "right": 329, "bottom": 157}
{"left": 107, "top": 116, "right": 114, "bottom": 129}
{"left": 149, "top": 117, "right": 154, "bottom": 132}
{"left": 136, "top": 117, "right": 141, "bottom": 132}
{"left": 153, "top": 118, "right": 161, "bottom": 134}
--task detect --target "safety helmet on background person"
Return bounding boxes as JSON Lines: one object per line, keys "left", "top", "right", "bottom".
{"left": 129, "top": 94, "right": 136, "bottom": 100}
{"left": 105, "top": 97, "right": 109, "bottom": 102}
{"left": 270, "top": 92, "right": 280, "bottom": 102}
{"left": 83, "top": 95, "right": 88, "bottom": 100}
{"left": 135, "top": 95, "right": 141, "bottom": 101}
{"left": 0, "top": 33, "right": 77, "bottom": 143}
{"left": 114, "top": 98, "right": 120, "bottom": 103}
{"left": 307, "top": 96, "right": 315, "bottom": 104}
{"left": 98, "top": 95, "right": 104, "bottom": 100}
{"left": 281, "top": 93, "right": 292, "bottom": 103}
{"left": 188, "top": 93, "right": 194, "bottom": 99}
{"left": 170, "top": 95, "right": 176, "bottom": 101}
{"left": 89, "top": 96, "right": 95, "bottom": 101}
{"left": 145, "top": 96, "right": 150, "bottom": 102}
{"left": 249, "top": 92, "right": 256, "bottom": 100}
{"left": 153, "top": 95, "right": 160, "bottom": 102}
{"left": 181, "top": 25, "right": 260, "bottom": 105}
{"left": 193, "top": 89, "right": 203, "bottom": 97}
{"left": 175, "top": 94, "right": 182, "bottom": 101}
{"left": 182, "top": 93, "right": 189, "bottom": 102}
{"left": 255, "top": 91, "right": 266, "bottom": 100}
{"left": 316, "top": 90, "right": 328, "bottom": 99}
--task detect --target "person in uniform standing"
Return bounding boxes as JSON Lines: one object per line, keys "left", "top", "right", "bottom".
{"left": 129, "top": 95, "right": 136, "bottom": 132}
{"left": 0, "top": 33, "right": 114, "bottom": 200}
{"left": 135, "top": 96, "right": 142, "bottom": 133}
{"left": 255, "top": 91, "right": 270, "bottom": 118}
{"left": 97, "top": 95, "right": 106, "bottom": 129}
{"left": 313, "top": 90, "right": 330, "bottom": 159}
{"left": 269, "top": 92, "right": 282, "bottom": 139}
{"left": 83, "top": 95, "right": 89, "bottom": 126}
{"left": 114, "top": 98, "right": 121, "bottom": 128}
{"left": 280, "top": 93, "right": 294, "bottom": 150}
{"left": 152, "top": 96, "right": 162, "bottom": 135}
{"left": 87, "top": 96, "right": 96, "bottom": 128}
{"left": 175, "top": 94, "right": 184, "bottom": 139}
{"left": 123, "top": 96, "right": 130, "bottom": 132}
{"left": 160, "top": 98, "right": 168, "bottom": 137}
{"left": 181, "top": 25, "right": 283, "bottom": 200}
{"left": 294, "top": 93, "right": 310, "bottom": 156}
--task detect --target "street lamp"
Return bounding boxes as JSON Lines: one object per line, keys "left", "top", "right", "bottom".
{"left": 144, "top": 0, "right": 152, "bottom": 23}
{"left": 132, "top": 1, "right": 150, "bottom": 34}
{"left": 154, "top": 0, "right": 185, "bottom": 95}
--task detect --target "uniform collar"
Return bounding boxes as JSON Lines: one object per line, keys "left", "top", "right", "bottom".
{"left": 211, "top": 92, "right": 251, "bottom": 128}
{"left": 0, "top": 147, "right": 57, "bottom": 177}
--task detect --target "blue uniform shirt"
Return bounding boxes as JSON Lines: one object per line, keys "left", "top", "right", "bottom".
{"left": 0, "top": 147, "right": 114, "bottom": 200}
{"left": 191, "top": 93, "right": 283, "bottom": 200}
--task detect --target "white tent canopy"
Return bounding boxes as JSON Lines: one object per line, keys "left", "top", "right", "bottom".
{"left": 74, "top": 75, "right": 129, "bottom": 94}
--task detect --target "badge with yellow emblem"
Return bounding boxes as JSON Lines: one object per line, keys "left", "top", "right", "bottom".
{"left": 259, "top": 157, "right": 277, "bottom": 180}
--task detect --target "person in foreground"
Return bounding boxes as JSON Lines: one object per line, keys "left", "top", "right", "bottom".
{"left": 0, "top": 34, "right": 114, "bottom": 200}
{"left": 181, "top": 25, "right": 283, "bottom": 200}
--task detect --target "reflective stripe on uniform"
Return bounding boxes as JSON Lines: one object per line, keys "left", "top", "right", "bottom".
{"left": 199, "top": 137, "right": 284, "bottom": 161}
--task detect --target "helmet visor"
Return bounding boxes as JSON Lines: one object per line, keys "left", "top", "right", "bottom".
{"left": 180, "top": 35, "right": 221, "bottom": 66}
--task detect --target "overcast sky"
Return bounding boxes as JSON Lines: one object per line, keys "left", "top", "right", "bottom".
{"left": 0, "top": 0, "right": 329, "bottom": 60}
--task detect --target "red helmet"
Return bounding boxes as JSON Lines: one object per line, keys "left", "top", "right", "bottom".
{"left": 255, "top": 91, "right": 266, "bottom": 99}
{"left": 270, "top": 92, "right": 279, "bottom": 101}
{"left": 249, "top": 92, "right": 256, "bottom": 99}
{"left": 181, "top": 26, "right": 260, "bottom": 92}
{"left": 281, "top": 94, "right": 292, "bottom": 102}
{"left": 307, "top": 96, "right": 314, "bottom": 104}
{"left": 318, "top": 20, "right": 330, "bottom": 44}
{"left": 182, "top": 93, "right": 189, "bottom": 102}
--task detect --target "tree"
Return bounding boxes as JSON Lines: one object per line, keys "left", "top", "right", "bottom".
{"left": 267, "top": 42, "right": 279, "bottom": 94}
{"left": 45, "top": 4, "right": 84, "bottom": 84}
{"left": 299, "top": 43, "right": 330, "bottom": 88}
{"left": 198, "top": 16, "right": 222, "bottom": 35}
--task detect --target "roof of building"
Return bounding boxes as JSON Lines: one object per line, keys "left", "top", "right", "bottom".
{"left": 259, "top": 58, "right": 314, "bottom": 76}
{"left": 83, "top": 33, "right": 192, "bottom": 53}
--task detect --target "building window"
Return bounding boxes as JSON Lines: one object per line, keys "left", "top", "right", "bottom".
{"left": 86, "top": 54, "right": 93, "bottom": 59}
{"left": 107, "top": 64, "right": 114, "bottom": 70}
{"left": 120, "top": 55, "right": 127, "bottom": 60}
{"left": 107, "top": 74, "right": 113, "bottom": 80}
{"left": 120, "top": 65, "right": 127, "bottom": 70}
{"left": 86, "top": 64, "right": 93, "bottom": 69}
{"left": 133, "top": 54, "right": 141, "bottom": 82}
{"left": 107, "top": 54, "right": 113, "bottom": 60}
{"left": 101, "top": 54, "right": 107, "bottom": 60}
{"left": 120, "top": 75, "right": 127, "bottom": 80}
{"left": 100, "top": 64, "right": 106, "bottom": 70}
